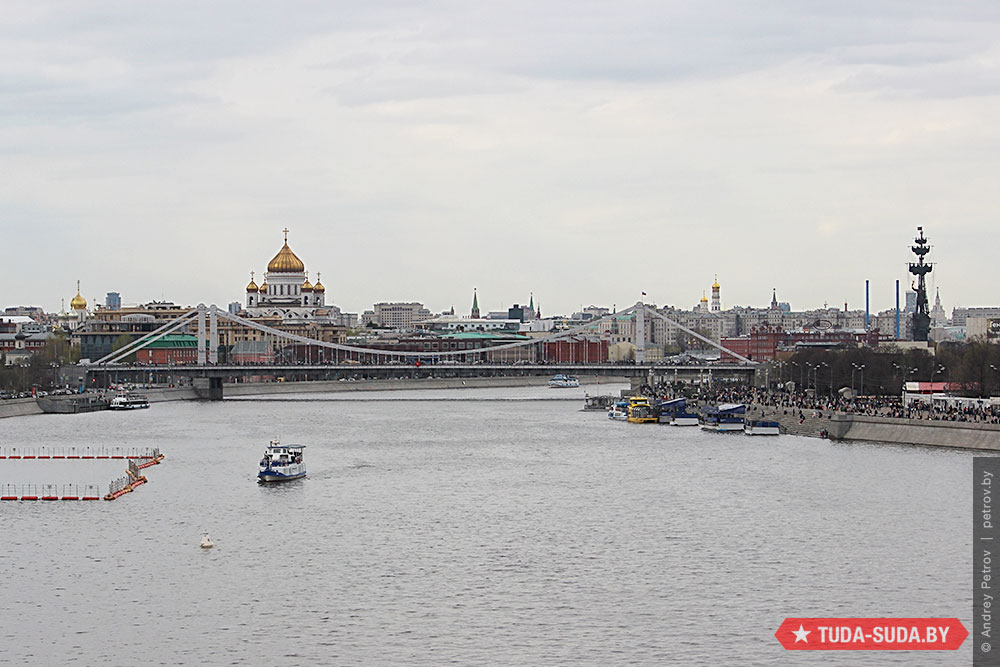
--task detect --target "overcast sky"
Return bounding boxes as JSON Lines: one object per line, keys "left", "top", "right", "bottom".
{"left": 3, "top": 1, "right": 998, "bottom": 316}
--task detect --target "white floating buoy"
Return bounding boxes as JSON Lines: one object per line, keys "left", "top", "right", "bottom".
{"left": 200, "top": 533, "right": 214, "bottom": 549}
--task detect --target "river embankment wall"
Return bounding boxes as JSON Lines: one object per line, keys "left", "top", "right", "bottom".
{"left": 0, "top": 398, "right": 44, "bottom": 419}
{"left": 748, "top": 403, "right": 1000, "bottom": 452}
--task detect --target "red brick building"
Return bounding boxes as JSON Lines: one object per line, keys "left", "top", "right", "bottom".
{"left": 135, "top": 334, "right": 199, "bottom": 365}
{"left": 543, "top": 336, "right": 607, "bottom": 363}
{"left": 721, "top": 327, "right": 886, "bottom": 362}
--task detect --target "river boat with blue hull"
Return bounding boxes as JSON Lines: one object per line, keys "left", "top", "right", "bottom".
{"left": 549, "top": 374, "right": 580, "bottom": 388}
{"left": 658, "top": 398, "right": 698, "bottom": 426}
{"left": 258, "top": 440, "right": 306, "bottom": 483}
{"left": 627, "top": 396, "right": 658, "bottom": 424}
{"left": 608, "top": 400, "right": 628, "bottom": 421}
{"left": 745, "top": 420, "right": 781, "bottom": 436}
{"left": 108, "top": 392, "right": 149, "bottom": 410}
{"left": 658, "top": 398, "right": 684, "bottom": 423}
{"left": 672, "top": 411, "right": 700, "bottom": 427}
{"left": 700, "top": 403, "right": 746, "bottom": 432}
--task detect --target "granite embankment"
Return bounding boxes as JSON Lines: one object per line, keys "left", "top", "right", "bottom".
{"left": 748, "top": 404, "right": 1000, "bottom": 452}
{"left": 0, "top": 398, "right": 44, "bottom": 419}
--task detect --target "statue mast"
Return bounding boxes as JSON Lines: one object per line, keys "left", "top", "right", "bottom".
{"left": 908, "top": 226, "right": 932, "bottom": 341}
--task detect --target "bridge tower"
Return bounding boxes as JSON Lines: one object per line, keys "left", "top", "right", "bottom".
{"left": 635, "top": 300, "right": 645, "bottom": 364}
{"left": 196, "top": 304, "right": 207, "bottom": 365}
{"left": 209, "top": 305, "right": 219, "bottom": 364}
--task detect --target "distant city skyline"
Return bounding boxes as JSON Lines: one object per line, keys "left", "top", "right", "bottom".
{"left": 2, "top": 3, "right": 997, "bottom": 314}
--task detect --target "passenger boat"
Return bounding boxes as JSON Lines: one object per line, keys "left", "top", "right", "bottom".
{"left": 608, "top": 400, "right": 629, "bottom": 421}
{"left": 258, "top": 440, "right": 307, "bottom": 483}
{"left": 627, "top": 396, "right": 658, "bottom": 424}
{"left": 699, "top": 403, "right": 746, "bottom": 432}
{"left": 549, "top": 374, "right": 580, "bottom": 388}
{"left": 658, "top": 398, "right": 700, "bottom": 426}
{"left": 745, "top": 420, "right": 781, "bottom": 436}
{"left": 108, "top": 392, "right": 149, "bottom": 410}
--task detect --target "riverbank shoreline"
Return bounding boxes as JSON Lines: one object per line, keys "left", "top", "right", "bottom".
{"left": 747, "top": 403, "right": 1000, "bottom": 452}
{"left": 0, "top": 375, "right": 616, "bottom": 418}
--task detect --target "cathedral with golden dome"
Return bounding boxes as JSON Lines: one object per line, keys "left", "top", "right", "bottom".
{"left": 243, "top": 230, "right": 354, "bottom": 326}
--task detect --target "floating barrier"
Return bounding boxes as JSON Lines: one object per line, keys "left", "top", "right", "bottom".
{"left": 0, "top": 483, "right": 103, "bottom": 501}
{"left": 1, "top": 450, "right": 163, "bottom": 502}
{"left": 0, "top": 446, "right": 161, "bottom": 460}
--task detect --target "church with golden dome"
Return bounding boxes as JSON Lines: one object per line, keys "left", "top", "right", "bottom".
{"left": 243, "top": 230, "right": 354, "bottom": 326}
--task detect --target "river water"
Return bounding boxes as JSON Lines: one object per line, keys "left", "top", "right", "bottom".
{"left": 0, "top": 384, "right": 976, "bottom": 665}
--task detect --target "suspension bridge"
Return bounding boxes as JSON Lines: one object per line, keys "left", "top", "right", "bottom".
{"left": 84, "top": 302, "right": 758, "bottom": 398}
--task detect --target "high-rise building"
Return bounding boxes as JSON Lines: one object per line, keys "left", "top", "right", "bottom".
{"left": 105, "top": 292, "right": 121, "bottom": 310}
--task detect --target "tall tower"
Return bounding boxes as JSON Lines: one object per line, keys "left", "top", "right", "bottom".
{"left": 908, "top": 227, "right": 933, "bottom": 341}
{"left": 930, "top": 287, "right": 946, "bottom": 326}
{"left": 711, "top": 276, "right": 721, "bottom": 312}
{"left": 246, "top": 271, "right": 259, "bottom": 308}
{"left": 471, "top": 288, "right": 480, "bottom": 319}
{"left": 770, "top": 288, "right": 779, "bottom": 310}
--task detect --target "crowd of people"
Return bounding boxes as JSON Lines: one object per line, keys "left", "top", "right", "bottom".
{"left": 645, "top": 381, "right": 1000, "bottom": 425}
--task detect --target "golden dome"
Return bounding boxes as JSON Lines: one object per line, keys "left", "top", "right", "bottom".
{"left": 700, "top": 292, "right": 708, "bottom": 303}
{"left": 712, "top": 275, "right": 720, "bottom": 290}
{"left": 313, "top": 279, "right": 325, "bottom": 293}
{"left": 70, "top": 281, "right": 87, "bottom": 310}
{"left": 258, "top": 281, "right": 268, "bottom": 293}
{"left": 302, "top": 274, "right": 313, "bottom": 292}
{"left": 267, "top": 230, "right": 305, "bottom": 273}
{"left": 246, "top": 271, "right": 259, "bottom": 292}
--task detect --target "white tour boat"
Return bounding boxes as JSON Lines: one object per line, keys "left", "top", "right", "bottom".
{"left": 108, "top": 392, "right": 149, "bottom": 410}
{"left": 549, "top": 374, "right": 580, "bottom": 388}
{"left": 258, "top": 440, "right": 307, "bottom": 483}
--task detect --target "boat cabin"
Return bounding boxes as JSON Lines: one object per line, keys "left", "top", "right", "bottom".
{"left": 261, "top": 442, "right": 305, "bottom": 467}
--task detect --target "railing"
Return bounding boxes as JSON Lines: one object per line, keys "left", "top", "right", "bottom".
{"left": 0, "top": 483, "right": 101, "bottom": 500}
{"left": 0, "top": 446, "right": 161, "bottom": 460}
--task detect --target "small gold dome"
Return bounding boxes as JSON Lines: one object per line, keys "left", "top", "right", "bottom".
{"left": 302, "top": 276, "right": 313, "bottom": 292}
{"left": 267, "top": 231, "right": 305, "bottom": 273}
{"left": 712, "top": 275, "right": 720, "bottom": 290}
{"left": 246, "top": 271, "right": 259, "bottom": 292}
{"left": 700, "top": 293, "right": 708, "bottom": 303}
{"left": 70, "top": 281, "right": 87, "bottom": 310}
{"left": 258, "top": 281, "right": 268, "bottom": 293}
{"left": 313, "top": 280, "right": 325, "bottom": 293}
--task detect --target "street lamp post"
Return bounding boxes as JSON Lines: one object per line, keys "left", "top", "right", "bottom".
{"left": 817, "top": 361, "right": 829, "bottom": 399}
{"left": 851, "top": 363, "right": 866, "bottom": 397}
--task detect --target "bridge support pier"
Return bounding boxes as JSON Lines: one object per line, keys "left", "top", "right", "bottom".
{"left": 193, "top": 377, "right": 224, "bottom": 401}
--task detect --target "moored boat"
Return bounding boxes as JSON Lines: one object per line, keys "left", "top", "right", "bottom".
{"left": 583, "top": 394, "right": 616, "bottom": 411}
{"left": 258, "top": 440, "right": 306, "bottom": 483}
{"left": 745, "top": 420, "right": 781, "bottom": 436}
{"left": 672, "top": 412, "right": 700, "bottom": 427}
{"left": 608, "top": 400, "right": 629, "bottom": 421}
{"left": 699, "top": 403, "right": 746, "bottom": 432}
{"left": 627, "top": 396, "right": 658, "bottom": 424}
